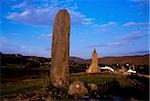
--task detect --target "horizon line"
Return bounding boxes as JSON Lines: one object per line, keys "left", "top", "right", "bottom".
{"left": 1, "top": 52, "right": 149, "bottom": 60}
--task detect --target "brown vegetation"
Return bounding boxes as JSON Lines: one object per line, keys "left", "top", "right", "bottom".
{"left": 84, "top": 54, "right": 149, "bottom": 65}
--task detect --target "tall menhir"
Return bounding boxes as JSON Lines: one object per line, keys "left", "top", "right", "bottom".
{"left": 50, "top": 9, "right": 70, "bottom": 88}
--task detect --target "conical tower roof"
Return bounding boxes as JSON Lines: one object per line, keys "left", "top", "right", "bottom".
{"left": 93, "top": 49, "right": 96, "bottom": 53}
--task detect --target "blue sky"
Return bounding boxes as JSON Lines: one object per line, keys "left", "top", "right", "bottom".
{"left": 0, "top": 0, "right": 149, "bottom": 59}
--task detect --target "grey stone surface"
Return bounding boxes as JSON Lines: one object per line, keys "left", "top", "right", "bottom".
{"left": 68, "top": 80, "right": 88, "bottom": 97}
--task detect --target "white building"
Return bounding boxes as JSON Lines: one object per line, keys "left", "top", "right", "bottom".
{"left": 100, "top": 66, "right": 114, "bottom": 72}
{"left": 127, "top": 69, "right": 136, "bottom": 75}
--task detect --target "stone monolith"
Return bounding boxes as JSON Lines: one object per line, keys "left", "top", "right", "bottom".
{"left": 50, "top": 9, "right": 70, "bottom": 88}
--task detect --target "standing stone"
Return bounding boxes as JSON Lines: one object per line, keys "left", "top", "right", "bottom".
{"left": 50, "top": 9, "right": 70, "bottom": 88}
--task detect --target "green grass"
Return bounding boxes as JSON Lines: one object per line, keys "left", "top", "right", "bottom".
{"left": 1, "top": 84, "right": 41, "bottom": 95}
{"left": 1, "top": 72, "right": 132, "bottom": 96}
{"left": 31, "top": 66, "right": 50, "bottom": 70}
{"left": 70, "top": 72, "right": 132, "bottom": 88}
{"left": 1, "top": 74, "right": 50, "bottom": 96}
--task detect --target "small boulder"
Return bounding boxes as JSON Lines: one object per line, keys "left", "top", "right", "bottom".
{"left": 31, "top": 88, "right": 48, "bottom": 96}
{"left": 46, "top": 95, "right": 53, "bottom": 101}
{"left": 68, "top": 80, "right": 88, "bottom": 97}
{"left": 87, "top": 83, "right": 98, "bottom": 92}
{"left": 16, "top": 94, "right": 28, "bottom": 101}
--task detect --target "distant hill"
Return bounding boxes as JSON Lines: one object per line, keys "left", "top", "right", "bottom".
{"left": 84, "top": 54, "right": 149, "bottom": 65}
{"left": 1, "top": 53, "right": 50, "bottom": 66}
{"left": 1, "top": 52, "right": 149, "bottom": 66}
{"left": 69, "top": 56, "right": 85, "bottom": 63}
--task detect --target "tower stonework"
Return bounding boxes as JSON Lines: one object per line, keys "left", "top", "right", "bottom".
{"left": 50, "top": 9, "right": 70, "bottom": 88}
{"left": 86, "top": 49, "right": 100, "bottom": 73}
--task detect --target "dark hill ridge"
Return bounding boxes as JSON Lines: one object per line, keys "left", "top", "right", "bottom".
{"left": 0, "top": 52, "right": 149, "bottom": 66}
{"left": 69, "top": 56, "right": 85, "bottom": 63}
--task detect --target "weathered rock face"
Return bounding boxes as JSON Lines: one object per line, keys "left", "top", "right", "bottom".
{"left": 68, "top": 80, "right": 88, "bottom": 97}
{"left": 50, "top": 9, "right": 70, "bottom": 88}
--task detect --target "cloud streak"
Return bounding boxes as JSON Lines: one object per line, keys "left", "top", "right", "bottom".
{"left": 39, "top": 33, "right": 52, "bottom": 40}
{"left": 0, "top": 36, "right": 49, "bottom": 57}
{"left": 89, "top": 41, "right": 129, "bottom": 48}
{"left": 125, "top": 50, "right": 149, "bottom": 55}
{"left": 89, "top": 30, "right": 148, "bottom": 48}
{"left": 123, "top": 21, "right": 149, "bottom": 26}
{"left": 120, "top": 31, "right": 148, "bottom": 40}
{"left": 130, "top": 0, "right": 149, "bottom": 15}
{"left": 6, "top": 0, "right": 94, "bottom": 26}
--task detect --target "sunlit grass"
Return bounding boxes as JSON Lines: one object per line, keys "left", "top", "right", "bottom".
{"left": 70, "top": 72, "right": 132, "bottom": 88}
{"left": 1, "top": 72, "right": 132, "bottom": 96}
{"left": 1, "top": 73, "right": 50, "bottom": 96}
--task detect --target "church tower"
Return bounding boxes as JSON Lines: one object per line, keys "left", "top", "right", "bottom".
{"left": 92, "top": 49, "right": 98, "bottom": 66}
{"left": 86, "top": 49, "right": 100, "bottom": 73}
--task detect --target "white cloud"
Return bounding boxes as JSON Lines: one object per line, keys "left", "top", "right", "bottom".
{"left": 130, "top": 0, "right": 149, "bottom": 15}
{"left": 130, "top": 0, "right": 149, "bottom": 4}
{"left": 69, "top": 10, "right": 94, "bottom": 25}
{"left": 99, "top": 22, "right": 116, "bottom": 27}
{"left": 0, "top": 37, "right": 9, "bottom": 48}
{"left": 92, "top": 21, "right": 116, "bottom": 32}
{"left": 0, "top": 36, "right": 49, "bottom": 57}
{"left": 122, "top": 33, "right": 145, "bottom": 40}
{"left": 12, "top": 1, "right": 27, "bottom": 8}
{"left": 123, "top": 21, "right": 149, "bottom": 26}
{"left": 7, "top": 8, "right": 55, "bottom": 25}
{"left": 81, "top": 18, "right": 94, "bottom": 25}
{"left": 89, "top": 30, "right": 148, "bottom": 49}
{"left": 6, "top": 0, "right": 94, "bottom": 26}
{"left": 119, "top": 31, "right": 148, "bottom": 41}
{"left": 89, "top": 41, "right": 128, "bottom": 48}
{"left": 123, "top": 22, "right": 137, "bottom": 26}
{"left": 126, "top": 50, "right": 149, "bottom": 55}
{"left": 39, "top": 33, "right": 52, "bottom": 40}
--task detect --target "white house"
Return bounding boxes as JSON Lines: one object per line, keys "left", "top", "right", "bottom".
{"left": 127, "top": 69, "right": 136, "bottom": 74}
{"left": 100, "top": 66, "right": 114, "bottom": 72}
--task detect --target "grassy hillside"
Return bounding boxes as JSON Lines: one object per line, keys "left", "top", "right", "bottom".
{"left": 84, "top": 54, "right": 149, "bottom": 65}
{"left": 1, "top": 52, "right": 149, "bottom": 66}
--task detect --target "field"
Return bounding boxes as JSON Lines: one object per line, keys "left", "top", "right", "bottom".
{"left": 1, "top": 72, "right": 149, "bottom": 100}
